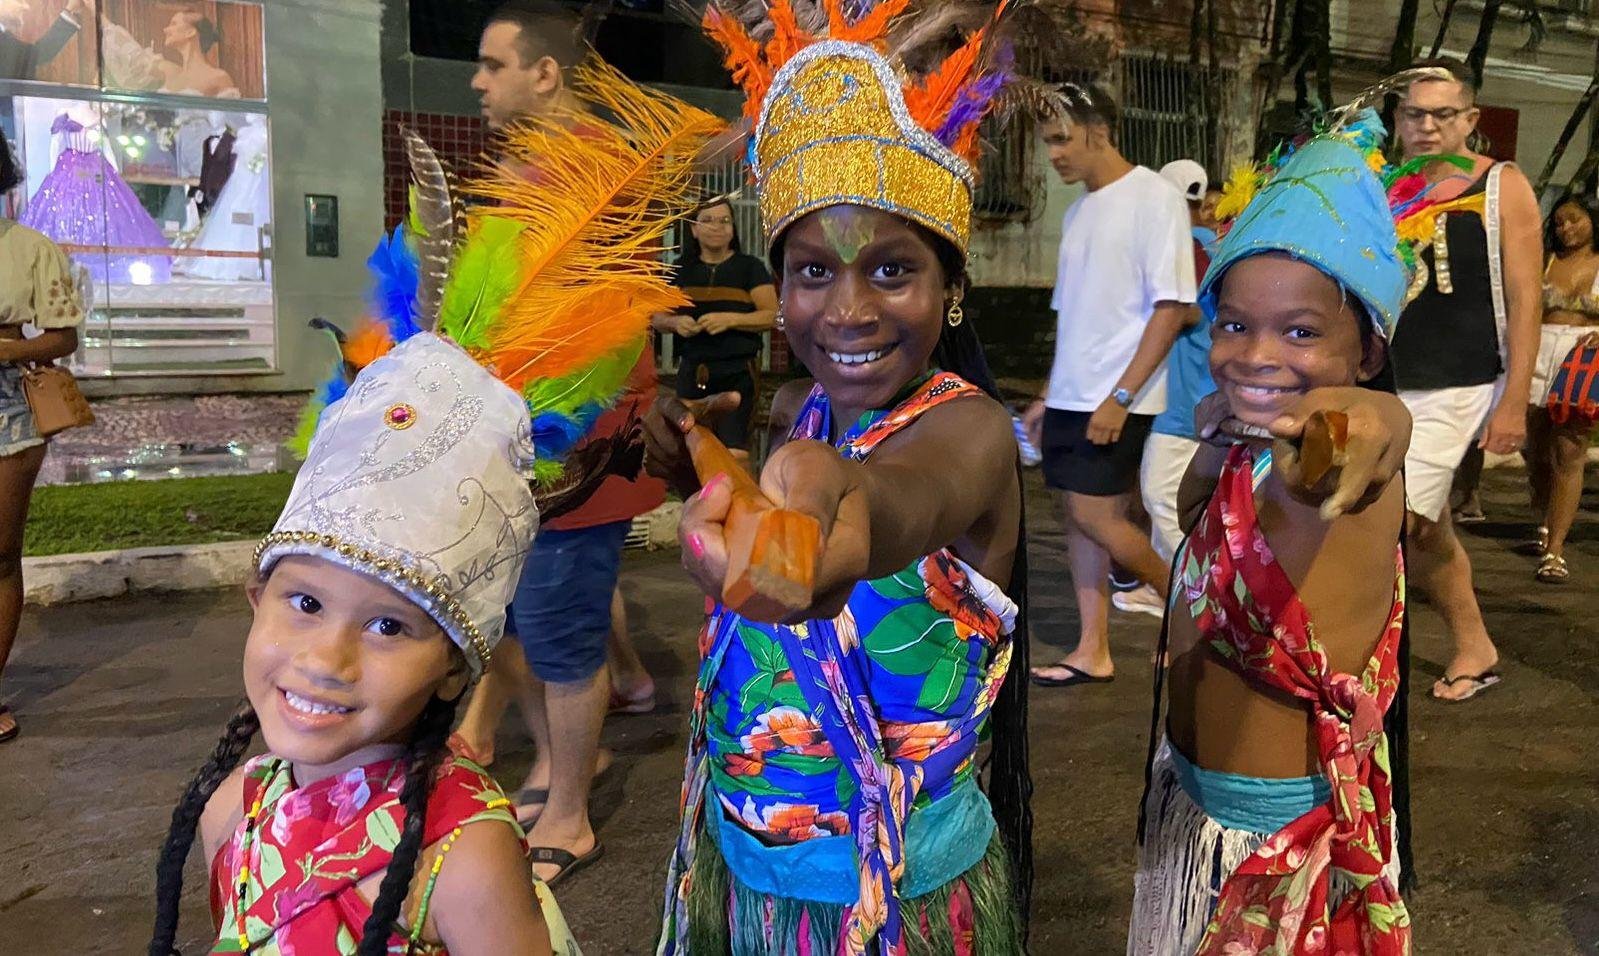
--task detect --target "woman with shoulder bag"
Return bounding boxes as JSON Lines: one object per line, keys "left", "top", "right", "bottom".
{"left": 1526, "top": 195, "right": 1599, "bottom": 584}
{"left": 0, "top": 128, "right": 89, "bottom": 743}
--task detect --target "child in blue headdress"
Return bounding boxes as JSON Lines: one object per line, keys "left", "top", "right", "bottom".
{"left": 1128, "top": 111, "right": 1426, "bottom": 956}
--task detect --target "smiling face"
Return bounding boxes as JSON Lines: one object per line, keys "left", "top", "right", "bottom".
{"left": 1553, "top": 201, "right": 1594, "bottom": 254}
{"left": 778, "top": 205, "right": 954, "bottom": 419}
{"left": 244, "top": 556, "right": 467, "bottom": 783}
{"left": 1210, "top": 253, "right": 1384, "bottom": 428}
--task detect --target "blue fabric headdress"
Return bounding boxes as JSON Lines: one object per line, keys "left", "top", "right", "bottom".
{"left": 1199, "top": 111, "right": 1405, "bottom": 339}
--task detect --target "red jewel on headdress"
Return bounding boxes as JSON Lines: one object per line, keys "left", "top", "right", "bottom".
{"left": 384, "top": 403, "right": 417, "bottom": 430}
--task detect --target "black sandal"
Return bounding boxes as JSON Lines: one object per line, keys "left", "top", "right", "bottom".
{"left": 1030, "top": 663, "right": 1115, "bottom": 688}
{"left": 529, "top": 842, "right": 604, "bottom": 888}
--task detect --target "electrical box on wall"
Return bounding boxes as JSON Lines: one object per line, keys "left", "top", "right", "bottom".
{"left": 305, "top": 194, "right": 339, "bottom": 258}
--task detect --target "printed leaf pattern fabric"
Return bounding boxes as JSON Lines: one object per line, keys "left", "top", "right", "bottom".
{"left": 658, "top": 373, "right": 1019, "bottom": 955}
{"left": 207, "top": 755, "right": 580, "bottom": 955}
{"left": 1179, "top": 444, "right": 1410, "bottom": 956}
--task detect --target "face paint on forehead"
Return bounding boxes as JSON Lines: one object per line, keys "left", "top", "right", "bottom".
{"left": 818, "top": 208, "right": 878, "bottom": 265}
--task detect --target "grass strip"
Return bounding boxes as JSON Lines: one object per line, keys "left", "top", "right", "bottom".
{"left": 24, "top": 472, "right": 295, "bottom": 557}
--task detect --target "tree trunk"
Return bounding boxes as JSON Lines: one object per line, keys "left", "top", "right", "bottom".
{"left": 1382, "top": 0, "right": 1421, "bottom": 135}
{"left": 1430, "top": 0, "right": 1459, "bottom": 58}
{"left": 1464, "top": 0, "right": 1503, "bottom": 88}
{"left": 1189, "top": 0, "right": 1205, "bottom": 64}
{"left": 1389, "top": 0, "right": 1420, "bottom": 71}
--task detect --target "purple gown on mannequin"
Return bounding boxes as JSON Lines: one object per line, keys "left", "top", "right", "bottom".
{"left": 20, "top": 114, "right": 172, "bottom": 285}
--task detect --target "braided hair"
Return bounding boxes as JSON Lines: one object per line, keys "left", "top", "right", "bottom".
{"left": 149, "top": 704, "right": 261, "bottom": 956}
{"left": 926, "top": 241, "right": 1034, "bottom": 935}
{"left": 355, "top": 692, "right": 460, "bottom": 956}
{"left": 148, "top": 693, "right": 463, "bottom": 955}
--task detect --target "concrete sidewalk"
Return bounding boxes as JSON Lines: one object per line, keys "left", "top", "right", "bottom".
{"left": 0, "top": 469, "right": 1595, "bottom": 954}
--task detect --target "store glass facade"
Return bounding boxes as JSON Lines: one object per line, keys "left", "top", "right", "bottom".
{"left": 0, "top": 0, "right": 272, "bottom": 377}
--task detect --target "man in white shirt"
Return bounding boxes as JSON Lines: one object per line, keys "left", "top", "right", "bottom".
{"left": 1024, "top": 85, "right": 1197, "bottom": 687}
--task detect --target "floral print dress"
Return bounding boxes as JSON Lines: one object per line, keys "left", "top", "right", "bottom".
{"left": 1178, "top": 444, "right": 1409, "bottom": 955}
{"left": 659, "top": 372, "right": 1021, "bottom": 956}
{"left": 208, "top": 754, "right": 580, "bottom": 955}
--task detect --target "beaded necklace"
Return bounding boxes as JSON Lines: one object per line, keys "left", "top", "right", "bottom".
{"left": 233, "top": 758, "right": 278, "bottom": 951}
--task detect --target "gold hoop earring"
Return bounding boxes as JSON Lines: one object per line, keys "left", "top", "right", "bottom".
{"left": 946, "top": 302, "right": 964, "bottom": 327}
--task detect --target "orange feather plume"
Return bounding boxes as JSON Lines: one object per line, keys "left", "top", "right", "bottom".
{"left": 341, "top": 319, "right": 395, "bottom": 370}
{"left": 440, "top": 58, "right": 720, "bottom": 403}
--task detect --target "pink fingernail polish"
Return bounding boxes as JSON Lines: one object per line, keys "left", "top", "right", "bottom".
{"left": 686, "top": 533, "right": 706, "bottom": 560}
{"left": 704, "top": 472, "right": 727, "bottom": 495}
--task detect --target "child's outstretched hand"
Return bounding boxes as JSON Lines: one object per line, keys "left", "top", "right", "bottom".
{"left": 679, "top": 439, "right": 868, "bottom": 622}
{"left": 1270, "top": 388, "right": 1412, "bottom": 520}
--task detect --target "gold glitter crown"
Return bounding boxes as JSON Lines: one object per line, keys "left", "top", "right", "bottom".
{"left": 754, "top": 41, "right": 976, "bottom": 251}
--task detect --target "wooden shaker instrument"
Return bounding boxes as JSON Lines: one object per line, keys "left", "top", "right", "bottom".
{"left": 685, "top": 425, "right": 822, "bottom": 623}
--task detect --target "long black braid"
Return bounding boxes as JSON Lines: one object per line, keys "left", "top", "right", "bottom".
{"left": 355, "top": 691, "right": 461, "bottom": 956}
{"left": 933, "top": 314, "right": 1035, "bottom": 935}
{"left": 149, "top": 704, "right": 261, "bottom": 956}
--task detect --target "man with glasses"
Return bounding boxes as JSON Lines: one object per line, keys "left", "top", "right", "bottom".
{"left": 1389, "top": 59, "right": 1542, "bottom": 702}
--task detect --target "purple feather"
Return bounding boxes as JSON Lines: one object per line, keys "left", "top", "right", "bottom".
{"left": 935, "top": 68, "right": 1012, "bottom": 147}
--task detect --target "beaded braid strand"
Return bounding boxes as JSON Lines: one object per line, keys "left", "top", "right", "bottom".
{"left": 233, "top": 762, "right": 276, "bottom": 951}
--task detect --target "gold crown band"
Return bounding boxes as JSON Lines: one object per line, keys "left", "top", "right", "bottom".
{"left": 755, "top": 41, "right": 975, "bottom": 252}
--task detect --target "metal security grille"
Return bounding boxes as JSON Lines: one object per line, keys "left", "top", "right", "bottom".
{"left": 1116, "top": 54, "right": 1240, "bottom": 181}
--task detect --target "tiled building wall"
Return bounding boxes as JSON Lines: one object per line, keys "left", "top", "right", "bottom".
{"left": 381, "top": 109, "right": 488, "bottom": 229}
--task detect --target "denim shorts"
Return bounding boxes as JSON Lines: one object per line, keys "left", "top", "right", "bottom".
{"left": 0, "top": 365, "right": 42, "bottom": 458}
{"left": 508, "top": 519, "right": 632, "bottom": 684}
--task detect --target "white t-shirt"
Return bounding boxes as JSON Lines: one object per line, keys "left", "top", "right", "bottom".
{"left": 1045, "top": 165, "right": 1197, "bottom": 414}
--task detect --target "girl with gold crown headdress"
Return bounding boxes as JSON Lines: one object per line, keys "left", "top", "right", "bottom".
{"left": 644, "top": 1, "right": 1033, "bottom": 953}
{"left": 1125, "top": 93, "right": 1462, "bottom": 954}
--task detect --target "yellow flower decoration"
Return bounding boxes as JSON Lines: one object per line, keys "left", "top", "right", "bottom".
{"left": 1365, "top": 149, "right": 1388, "bottom": 175}
{"left": 1214, "top": 163, "right": 1264, "bottom": 222}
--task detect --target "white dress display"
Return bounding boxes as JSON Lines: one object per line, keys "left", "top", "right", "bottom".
{"left": 181, "top": 118, "right": 271, "bottom": 282}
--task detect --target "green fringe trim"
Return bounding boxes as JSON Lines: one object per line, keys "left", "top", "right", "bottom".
{"left": 685, "top": 828, "right": 1022, "bottom": 955}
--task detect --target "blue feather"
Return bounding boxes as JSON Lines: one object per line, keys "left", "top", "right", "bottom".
{"left": 365, "top": 229, "right": 423, "bottom": 344}
{"left": 531, "top": 402, "right": 606, "bottom": 458}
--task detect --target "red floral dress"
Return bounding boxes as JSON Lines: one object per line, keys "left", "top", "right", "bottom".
{"left": 1178, "top": 445, "right": 1410, "bottom": 955}
{"left": 207, "top": 754, "right": 520, "bottom": 955}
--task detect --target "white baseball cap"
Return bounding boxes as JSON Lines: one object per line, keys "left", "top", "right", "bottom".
{"left": 1159, "top": 159, "right": 1208, "bottom": 202}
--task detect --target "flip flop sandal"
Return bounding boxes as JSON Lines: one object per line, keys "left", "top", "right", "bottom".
{"left": 1431, "top": 670, "right": 1502, "bottom": 703}
{"left": 530, "top": 842, "right": 604, "bottom": 888}
{"left": 1030, "top": 664, "right": 1115, "bottom": 688}
{"left": 515, "top": 788, "right": 548, "bottom": 826}
{"left": 0, "top": 705, "right": 16, "bottom": 744}
{"left": 1536, "top": 553, "right": 1569, "bottom": 585}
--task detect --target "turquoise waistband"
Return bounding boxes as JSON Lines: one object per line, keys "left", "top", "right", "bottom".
{"left": 1169, "top": 744, "right": 1331, "bottom": 834}
{"left": 709, "top": 777, "right": 996, "bottom": 905}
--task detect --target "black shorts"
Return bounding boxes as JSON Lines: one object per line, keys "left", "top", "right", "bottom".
{"left": 1041, "top": 408, "right": 1155, "bottom": 496}
{"left": 676, "top": 357, "right": 758, "bottom": 449}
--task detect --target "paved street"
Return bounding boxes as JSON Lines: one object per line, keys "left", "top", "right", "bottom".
{"left": 1, "top": 468, "right": 1595, "bottom": 954}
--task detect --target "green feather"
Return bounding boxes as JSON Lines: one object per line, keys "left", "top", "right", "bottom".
{"left": 1382, "top": 153, "right": 1472, "bottom": 189}
{"left": 523, "top": 341, "right": 644, "bottom": 418}
{"left": 437, "top": 216, "right": 526, "bottom": 351}
{"left": 288, "top": 399, "right": 324, "bottom": 458}
{"left": 532, "top": 457, "right": 567, "bottom": 485}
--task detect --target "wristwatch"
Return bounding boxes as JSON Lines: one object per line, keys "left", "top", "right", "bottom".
{"left": 1111, "top": 387, "right": 1134, "bottom": 409}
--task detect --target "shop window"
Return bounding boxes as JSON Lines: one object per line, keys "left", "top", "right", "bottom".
{"left": 1, "top": 0, "right": 271, "bottom": 377}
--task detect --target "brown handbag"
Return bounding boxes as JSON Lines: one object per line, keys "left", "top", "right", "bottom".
{"left": 20, "top": 361, "right": 94, "bottom": 438}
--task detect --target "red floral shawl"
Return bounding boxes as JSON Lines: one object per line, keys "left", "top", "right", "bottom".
{"left": 207, "top": 754, "right": 517, "bottom": 954}
{"left": 1178, "top": 444, "right": 1410, "bottom": 955}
